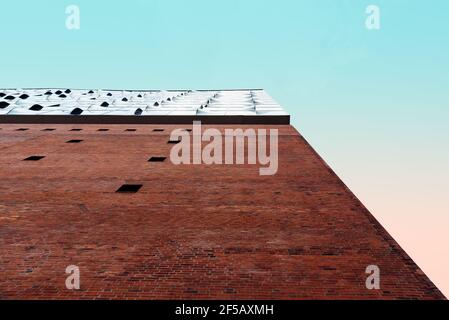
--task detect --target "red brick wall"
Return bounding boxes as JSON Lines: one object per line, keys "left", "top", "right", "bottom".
{"left": 0, "top": 124, "right": 444, "bottom": 299}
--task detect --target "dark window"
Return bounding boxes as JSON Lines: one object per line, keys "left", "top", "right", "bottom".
{"left": 148, "top": 157, "right": 167, "bottom": 162}
{"left": 5, "top": 95, "right": 15, "bottom": 100}
{"left": 19, "top": 94, "right": 30, "bottom": 99}
{"left": 55, "top": 90, "right": 63, "bottom": 95}
{"left": 67, "top": 139, "right": 83, "bottom": 143}
{"left": 125, "top": 129, "right": 136, "bottom": 132}
{"left": 0, "top": 101, "right": 10, "bottom": 109}
{"left": 16, "top": 128, "right": 29, "bottom": 131}
{"left": 71, "top": 108, "right": 83, "bottom": 115}
{"left": 29, "top": 104, "right": 43, "bottom": 111}
{"left": 70, "top": 129, "right": 82, "bottom": 131}
{"left": 101, "top": 102, "right": 109, "bottom": 107}
{"left": 23, "top": 156, "right": 45, "bottom": 161}
{"left": 153, "top": 129, "right": 164, "bottom": 132}
{"left": 42, "top": 128, "right": 55, "bottom": 131}
{"left": 116, "top": 184, "right": 142, "bottom": 193}
{"left": 98, "top": 129, "right": 109, "bottom": 132}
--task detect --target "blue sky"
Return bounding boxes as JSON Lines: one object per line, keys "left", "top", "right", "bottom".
{"left": 1, "top": 1, "right": 448, "bottom": 138}
{"left": 1, "top": 0, "right": 449, "bottom": 295}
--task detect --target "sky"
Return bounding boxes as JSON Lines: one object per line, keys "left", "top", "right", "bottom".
{"left": 1, "top": 0, "right": 448, "bottom": 296}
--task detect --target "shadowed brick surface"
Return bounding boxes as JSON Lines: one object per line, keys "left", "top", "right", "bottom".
{"left": 0, "top": 124, "right": 444, "bottom": 300}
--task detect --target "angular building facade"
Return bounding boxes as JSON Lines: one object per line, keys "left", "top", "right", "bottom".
{"left": 0, "top": 89, "right": 444, "bottom": 299}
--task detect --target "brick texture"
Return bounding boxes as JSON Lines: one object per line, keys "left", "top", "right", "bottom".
{"left": 0, "top": 124, "right": 445, "bottom": 300}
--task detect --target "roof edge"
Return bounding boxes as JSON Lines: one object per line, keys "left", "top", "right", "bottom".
{"left": 0, "top": 115, "right": 290, "bottom": 125}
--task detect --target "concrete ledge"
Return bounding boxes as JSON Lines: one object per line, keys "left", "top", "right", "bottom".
{"left": 0, "top": 115, "right": 290, "bottom": 125}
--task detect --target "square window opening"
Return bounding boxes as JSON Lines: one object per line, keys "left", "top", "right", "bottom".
{"left": 148, "top": 157, "right": 167, "bottom": 162}
{"left": 23, "top": 156, "right": 45, "bottom": 161}
{"left": 116, "top": 184, "right": 143, "bottom": 193}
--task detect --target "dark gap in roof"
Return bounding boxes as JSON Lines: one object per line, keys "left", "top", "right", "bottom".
{"left": 122, "top": 98, "right": 128, "bottom": 102}
{"left": 167, "top": 98, "right": 171, "bottom": 101}
{"left": 0, "top": 101, "right": 10, "bottom": 109}
{"left": 42, "top": 128, "right": 55, "bottom": 131}
{"left": 107, "top": 93, "right": 112, "bottom": 96}
{"left": 88, "top": 90, "right": 94, "bottom": 94}
{"left": 71, "top": 108, "right": 83, "bottom": 115}
{"left": 116, "top": 184, "right": 142, "bottom": 193}
{"left": 90, "top": 98, "right": 96, "bottom": 100}
{"left": 55, "top": 90, "right": 62, "bottom": 95}
{"left": 19, "top": 94, "right": 29, "bottom": 99}
{"left": 134, "top": 108, "right": 143, "bottom": 116}
{"left": 5, "top": 95, "right": 15, "bottom": 100}
{"left": 137, "top": 94, "right": 142, "bottom": 98}
{"left": 183, "top": 129, "right": 192, "bottom": 132}
{"left": 153, "top": 102, "right": 159, "bottom": 106}
{"left": 16, "top": 128, "right": 29, "bottom": 131}
{"left": 67, "top": 139, "right": 83, "bottom": 143}
{"left": 29, "top": 104, "right": 43, "bottom": 111}
{"left": 168, "top": 140, "right": 181, "bottom": 144}
{"left": 101, "top": 102, "right": 109, "bottom": 107}
{"left": 23, "top": 156, "right": 45, "bottom": 161}
{"left": 47, "top": 104, "right": 61, "bottom": 108}
{"left": 125, "top": 129, "right": 136, "bottom": 132}
{"left": 0, "top": 93, "right": 5, "bottom": 97}
{"left": 65, "top": 89, "right": 71, "bottom": 94}
{"left": 59, "top": 94, "right": 67, "bottom": 98}
{"left": 45, "top": 91, "right": 52, "bottom": 95}
{"left": 153, "top": 129, "right": 164, "bottom": 132}
{"left": 70, "top": 129, "right": 82, "bottom": 131}
{"left": 148, "top": 157, "right": 166, "bottom": 162}
{"left": 98, "top": 129, "right": 109, "bottom": 132}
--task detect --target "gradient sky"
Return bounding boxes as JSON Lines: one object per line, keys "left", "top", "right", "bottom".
{"left": 1, "top": 0, "right": 448, "bottom": 296}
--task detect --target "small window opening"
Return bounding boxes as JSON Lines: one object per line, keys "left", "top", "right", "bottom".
{"left": 116, "top": 184, "right": 142, "bottom": 193}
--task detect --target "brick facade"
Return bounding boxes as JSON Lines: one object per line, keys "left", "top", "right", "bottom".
{"left": 0, "top": 124, "right": 444, "bottom": 299}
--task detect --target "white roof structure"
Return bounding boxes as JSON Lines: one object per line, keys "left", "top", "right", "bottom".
{"left": 0, "top": 89, "right": 288, "bottom": 120}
